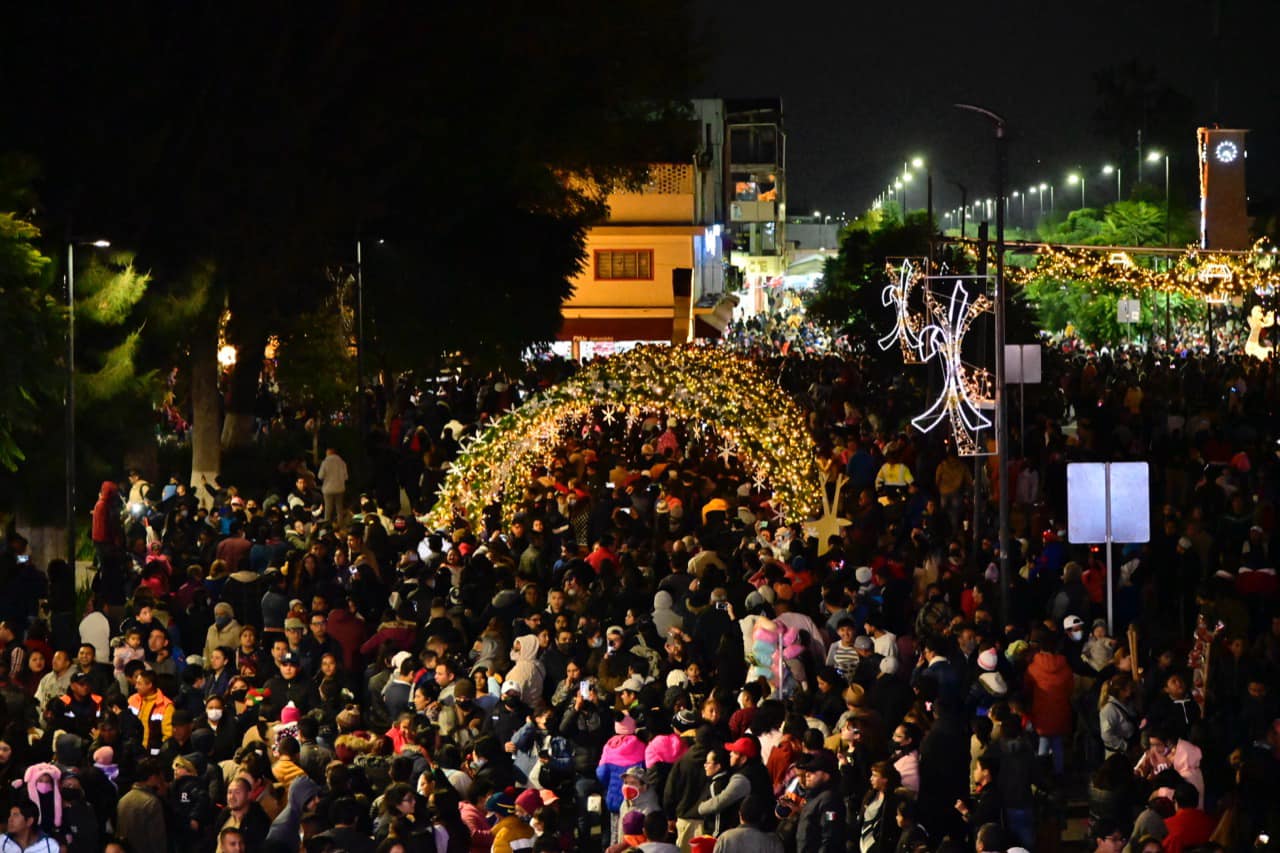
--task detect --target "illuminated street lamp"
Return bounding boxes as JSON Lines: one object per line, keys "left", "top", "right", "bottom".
{"left": 1147, "top": 150, "right": 1171, "bottom": 246}
{"left": 1102, "top": 164, "right": 1122, "bottom": 201}
{"left": 1066, "top": 172, "right": 1085, "bottom": 208}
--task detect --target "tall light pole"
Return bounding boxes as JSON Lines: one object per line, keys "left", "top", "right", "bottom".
{"left": 1013, "top": 190, "right": 1024, "bottom": 226}
{"left": 66, "top": 238, "right": 111, "bottom": 567}
{"left": 1148, "top": 150, "right": 1171, "bottom": 246}
{"left": 954, "top": 102, "right": 1010, "bottom": 626}
{"left": 1102, "top": 164, "right": 1122, "bottom": 202}
{"left": 1149, "top": 150, "right": 1174, "bottom": 343}
{"left": 1029, "top": 186, "right": 1040, "bottom": 218}
{"left": 1067, "top": 172, "right": 1086, "bottom": 208}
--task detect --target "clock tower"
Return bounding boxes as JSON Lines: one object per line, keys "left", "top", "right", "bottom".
{"left": 1198, "top": 127, "right": 1250, "bottom": 250}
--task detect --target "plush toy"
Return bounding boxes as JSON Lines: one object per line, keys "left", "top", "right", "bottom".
{"left": 749, "top": 618, "right": 806, "bottom": 697}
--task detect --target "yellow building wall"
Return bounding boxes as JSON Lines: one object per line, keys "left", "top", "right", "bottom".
{"left": 565, "top": 228, "right": 695, "bottom": 309}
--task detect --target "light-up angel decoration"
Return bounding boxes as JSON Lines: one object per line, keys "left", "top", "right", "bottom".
{"left": 911, "top": 279, "right": 994, "bottom": 456}
{"left": 878, "top": 258, "right": 924, "bottom": 363}
{"left": 1245, "top": 305, "right": 1275, "bottom": 360}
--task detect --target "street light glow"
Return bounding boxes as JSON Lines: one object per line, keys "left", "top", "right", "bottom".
{"left": 1102, "top": 165, "right": 1115, "bottom": 175}
{"left": 1147, "top": 150, "right": 1164, "bottom": 163}
{"left": 90, "top": 240, "right": 111, "bottom": 248}
{"left": 1066, "top": 173, "right": 1080, "bottom": 185}
{"left": 903, "top": 172, "right": 913, "bottom": 182}
{"left": 910, "top": 156, "right": 925, "bottom": 169}
{"left": 1039, "top": 183, "right": 1048, "bottom": 190}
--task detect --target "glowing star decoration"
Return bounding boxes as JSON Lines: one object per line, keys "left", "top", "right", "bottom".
{"left": 878, "top": 258, "right": 924, "bottom": 363}
{"left": 601, "top": 407, "right": 618, "bottom": 426}
{"left": 425, "top": 346, "right": 823, "bottom": 530}
{"left": 752, "top": 470, "right": 769, "bottom": 492}
{"left": 1245, "top": 305, "right": 1275, "bottom": 360}
{"left": 803, "top": 474, "right": 851, "bottom": 556}
{"left": 911, "top": 279, "right": 994, "bottom": 456}
{"left": 718, "top": 441, "right": 738, "bottom": 465}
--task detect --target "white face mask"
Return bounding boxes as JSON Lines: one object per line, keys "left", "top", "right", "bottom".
{"left": 207, "top": 708, "right": 223, "bottom": 722}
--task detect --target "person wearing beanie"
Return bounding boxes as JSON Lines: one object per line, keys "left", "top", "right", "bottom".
{"left": 597, "top": 713, "right": 646, "bottom": 843}
{"left": 616, "top": 765, "right": 660, "bottom": 842}
{"left": 204, "top": 602, "right": 242, "bottom": 664}
{"left": 514, "top": 787, "right": 541, "bottom": 820}
{"left": 869, "top": 656, "right": 913, "bottom": 731}
{"left": 965, "top": 647, "right": 1009, "bottom": 716}
{"left": 487, "top": 788, "right": 534, "bottom": 853}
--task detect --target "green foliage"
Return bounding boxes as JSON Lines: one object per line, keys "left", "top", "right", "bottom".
{"left": 274, "top": 271, "right": 356, "bottom": 414}
{"left": 0, "top": 210, "right": 57, "bottom": 471}
{"left": 1021, "top": 201, "right": 1205, "bottom": 346}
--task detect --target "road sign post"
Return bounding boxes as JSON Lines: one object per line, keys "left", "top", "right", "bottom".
{"left": 1067, "top": 462, "right": 1151, "bottom": 631}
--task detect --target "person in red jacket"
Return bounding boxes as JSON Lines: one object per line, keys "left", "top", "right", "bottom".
{"left": 1160, "top": 783, "right": 1216, "bottom": 853}
{"left": 1024, "top": 630, "right": 1074, "bottom": 775}
{"left": 91, "top": 481, "right": 124, "bottom": 563}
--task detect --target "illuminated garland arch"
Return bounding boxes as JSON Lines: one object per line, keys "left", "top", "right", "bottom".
{"left": 1004, "top": 238, "right": 1280, "bottom": 296}
{"left": 426, "top": 345, "right": 823, "bottom": 531}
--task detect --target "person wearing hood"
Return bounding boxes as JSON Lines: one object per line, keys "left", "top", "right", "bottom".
{"left": 91, "top": 481, "right": 125, "bottom": 565}
{"left": 965, "top": 648, "right": 1008, "bottom": 717}
{"left": 652, "top": 590, "right": 682, "bottom": 639}
{"left": 1098, "top": 673, "right": 1138, "bottom": 757}
{"left": 57, "top": 771, "right": 98, "bottom": 853}
{"left": 506, "top": 633, "right": 545, "bottom": 709}
{"left": 1024, "top": 631, "right": 1074, "bottom": 775}
{"left": 597, "top": 713, "right": 647, "bottom": 842}
{"left": 21, "top": 763, "right": 62, "bottom": 839}
{"left": 262, "top": 774, "right": 322, "bottom": 852}
{"left": 203, "top": 602, "right": 242, "bottom": 663}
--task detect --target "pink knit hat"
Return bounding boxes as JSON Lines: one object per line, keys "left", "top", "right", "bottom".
{"left": 280, "top": 702, "right": 302, "bottom": 724}
{"left": 978, "top": 648, "right": 999, "bottom": 672}
{"left": 614, "top": 714, "right": 637, "bottom": 736}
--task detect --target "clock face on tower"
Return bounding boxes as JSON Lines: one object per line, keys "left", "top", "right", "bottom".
{"left": 1216, "top": 140, "right": 1240, "bottom": 164}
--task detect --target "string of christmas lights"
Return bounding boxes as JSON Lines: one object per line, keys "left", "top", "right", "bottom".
{"left": 1005, "top": 239, "right": 1280, "bottom": 297}
{"left": 425, "top": 345, "right": 823, "bottom": 531}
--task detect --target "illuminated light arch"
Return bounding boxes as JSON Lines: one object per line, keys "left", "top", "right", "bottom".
{"left": 911, "top": 279, "right": 994, "bottom": 456}
{"left": 878, "top": 257, "right": 924, "bottom": 362}
{"left": 426, "top": 345, "right": 823, "bottom": 531}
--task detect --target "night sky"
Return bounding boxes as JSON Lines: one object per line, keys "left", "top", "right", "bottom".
{"left": 694, "top": 0, "right": 1280, "bottom": 218}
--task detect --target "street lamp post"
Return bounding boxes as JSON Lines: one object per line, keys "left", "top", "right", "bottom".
{"left": 954, "top": 102, "right": 1011, "bottom": 627}
{"left": 1103, "top": 164, "right": 1122, "bottom": 202}
{"left": 1147, "top": 150, "right": 1171, "bottom": 246}
{"left": 1148, "top": 150, "right": 1173, "bottom": 342}
{"left": 66, "top": 238, "right": 111, "bottom": 567}
{"left": 1067, "top": 172, "right": 1086, "bottom": 209}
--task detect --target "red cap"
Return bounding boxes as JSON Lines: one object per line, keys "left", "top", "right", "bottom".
{"left": 724, "top": 737, "right": 758, "bottom": 759}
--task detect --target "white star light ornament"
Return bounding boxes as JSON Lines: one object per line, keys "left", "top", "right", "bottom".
{"left": 911, "top": 280, "right": 994, "bottom": 456}
{"left": 878, "top": 259, "right": 924, "bottom": 363}
{"left": 601, "top": 407, "right": 618, "bottom": 426}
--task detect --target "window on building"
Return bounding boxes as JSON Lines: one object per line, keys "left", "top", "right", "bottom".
{"left": 594, "top": 250, "right": 653, "bottom": 280}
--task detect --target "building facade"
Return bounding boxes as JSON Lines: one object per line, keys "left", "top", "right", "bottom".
{"left": 557, "top": 98, "right": 784, "bottom": 358}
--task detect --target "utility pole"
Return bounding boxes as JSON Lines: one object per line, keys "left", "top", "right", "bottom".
{"left": 955, "top": 103, "right": 1011, "bottom": 627}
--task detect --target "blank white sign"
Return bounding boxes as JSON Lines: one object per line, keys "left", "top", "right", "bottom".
{"left": 1005, "top": 344, "right": 1042, "bottom": 384}
{"left": 1067, "top": 462, "right": 1150, "bottom": 544}
{"left": 1108, "top": 462, "right": 1150, "bottom": 543}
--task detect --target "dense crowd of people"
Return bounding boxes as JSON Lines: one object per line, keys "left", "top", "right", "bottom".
{"left": 0, "top": 343, "right": 1278, "bottom": 853}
